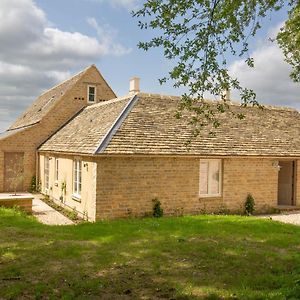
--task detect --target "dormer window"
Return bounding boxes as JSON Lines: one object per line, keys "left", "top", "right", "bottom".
{"left": 88, "top": 85, "right": 96, "bottom": 102}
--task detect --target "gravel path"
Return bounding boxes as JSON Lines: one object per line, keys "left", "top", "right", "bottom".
{"left": 261, "top": 213, "right": 300, "bottom": 226}
{"left": 32, "top": 197, "right": 74, "bottom": 225}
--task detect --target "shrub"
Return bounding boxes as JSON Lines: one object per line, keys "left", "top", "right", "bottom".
{"left": 152, "top": 198, "right": 163, "bottom": 218}
{"left": 67, "top": 207, "right": 78, "bottom": 221}
{"left": 245, "top": 193, "right": 255, "bottom": 215}
{"left": 29, "top": 176, "right": 40, "bottom": 193}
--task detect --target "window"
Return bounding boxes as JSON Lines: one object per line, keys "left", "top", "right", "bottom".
{"left": 55, "top": 158, "right": 59, "bottom": 181}
{"left": 73, "top": 160, "right": 82, "bottom": 197}
{"left": 199, "top": 159, "right": 222, "bottom": 197}
{"left": 44, "top": 156, "right": 49, "bottom": 190}
{"left": 87, "top": 85, "right": 96, "bottom": 102}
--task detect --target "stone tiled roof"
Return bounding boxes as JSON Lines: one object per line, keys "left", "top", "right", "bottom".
{"left": 39, "top": 96, "right": 132, "bottom": 154}
{"left": 0, "top": 125, "right": 36, "bottom": 140}
{"left": 9, "top": 66, "right": 92, "bottom": 130}
{"left": 39, "top": 93, "right": 300, "bottom": 157}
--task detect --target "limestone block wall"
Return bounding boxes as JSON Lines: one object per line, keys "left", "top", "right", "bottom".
{"left": 222, "top": 158, "right": 278, "bottom": 212}
{"left": 296, "top": 160, "right": 300, "bottom": 206}
{"left": 39, "top": 153, "right": 97, "bottom": 221}
{"left": 0, "top": 126, "right": 39, "bottom": 192}
{"left": 0, "top": 67, "right": 115, "bottom": 192}
{"left": 96, "top": 156, "right": 199, "bottom": 219}
{"left": 0, "top": 151, "right": 3, "bottom": 191}
{"left": 95, "top": 156, "right": 300, "bottom": 220}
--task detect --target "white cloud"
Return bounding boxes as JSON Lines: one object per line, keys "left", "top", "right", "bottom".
{"left": 87, "top": 0, "right": 140, "bottom": 10}
{"left": 229, "top": 25, "right": 300, "bottom": 110}
{"left": 0, "top": 0, "right": 131, "bottom": 132}
{"left": 87, "top": 18, "right": 131, "bottom": 56}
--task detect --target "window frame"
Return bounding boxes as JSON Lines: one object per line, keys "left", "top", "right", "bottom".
{"left": 73, "top": 159, "right": 82, "bottom": 199}
{"left": 199, "top": 159, "right": 222, "bottom": 198}
{"left": 54, "top": 158, "right": 59, "bottom": 182}
{"left": 87, "top": 85, "right": 96, "bottom": 103}
{"left": 44, "top": 156, "right": 50, "bottom": 190}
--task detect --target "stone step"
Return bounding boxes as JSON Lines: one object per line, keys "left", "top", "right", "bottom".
{"left": 276, "top": 205, "right": 300, "bottom": 213}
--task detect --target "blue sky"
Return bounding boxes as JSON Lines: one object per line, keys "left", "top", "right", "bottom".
{"left": 37, "top": 0, "right": 176, "bottom": 96}
{"left": 0, "top": 0, "right": 299, "bottom": 132}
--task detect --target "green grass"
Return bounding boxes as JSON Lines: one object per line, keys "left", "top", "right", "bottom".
{"left": 1, "top": 208, "right": 300, "bottom": 299}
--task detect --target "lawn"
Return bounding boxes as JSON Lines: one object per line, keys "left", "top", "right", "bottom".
{"left": 1, "top": 208, "right": 300, "bottom": 299}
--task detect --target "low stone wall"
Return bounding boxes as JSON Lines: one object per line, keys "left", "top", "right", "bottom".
{"left": 0, "top": 193, "right": 33, "bottom": 213}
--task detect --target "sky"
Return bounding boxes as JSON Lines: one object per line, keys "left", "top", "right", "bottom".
{"left": 0, "top": 0, "right": 299, "bottom": 132}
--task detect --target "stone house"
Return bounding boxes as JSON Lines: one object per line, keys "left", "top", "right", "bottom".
{"left": 38, "top": 72, "right": 300, "bottom": 221}
{"left": 2, "top": 65, "right": 300, "bottom": 221}
{"left": 0, "top": 65, "right": 116, "bottom": 193}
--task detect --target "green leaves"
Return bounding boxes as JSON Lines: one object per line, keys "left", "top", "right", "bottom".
{"left": 133, "top": 0, "right": 297, "bottom": 138}
{"left": 277, "top": 3, "right": 300, "bottom": 82}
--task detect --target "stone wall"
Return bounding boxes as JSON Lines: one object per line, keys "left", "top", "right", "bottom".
{"left": 95, "top": 156, "right": 300, "bottom": 220}
{"left": 0, "top": 66, "right": 115, "bottom": 192}
{"left": 39, "top": 153, "right": 97, "bottom": 221}
{"left": 296, "top": 160, "right": 300, "bottom": 206}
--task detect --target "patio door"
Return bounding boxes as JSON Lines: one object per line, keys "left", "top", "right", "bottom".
{"left": 278, "top": 161, "right": 295, "bottom": 206}
{"left": 4, "top": 152, "right": 24, "bottom": 192}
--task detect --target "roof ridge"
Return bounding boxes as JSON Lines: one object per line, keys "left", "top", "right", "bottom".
{"left": 95, "top": 94, "right": 139, "bottom": 154}
{"left": 92, "top": 65, "right": 117, "bottom": 98}
{"left": 138, "top": 92, "right": 299, "bottom": 113}
{"left": 38, "top": 65, "right": 92, "bottom": 97}
{"left": 37, "top": 106, "right": 86, "bottom": 150}
{"left": 85, "top": 95, "right": 132, "bottom": 110}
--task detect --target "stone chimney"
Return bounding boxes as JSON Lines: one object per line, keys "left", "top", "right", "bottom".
{"left": 220, "top": 89, "right": 230, "bottom": 101}
{"left": 129, "top": 77, "right": 140, "bottom": 95}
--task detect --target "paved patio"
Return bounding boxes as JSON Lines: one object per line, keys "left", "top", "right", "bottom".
{"left": 32, "top": 196, "right": 74, "bottom": 225}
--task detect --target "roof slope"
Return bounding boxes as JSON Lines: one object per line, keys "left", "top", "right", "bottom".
{"left": 9, "top": 66, "right": 96, "bottom": 130}
{"left": 0, "top": 124, "right": 36, "bottom": 140}
{"left": 39, "top": 93, "right": 300, "bottom": 157}
{"left": 39, "top": 96, "right": 132, "bottom": 154}
{"left": 104, "top": 93, "right": 300, "bottom": 156}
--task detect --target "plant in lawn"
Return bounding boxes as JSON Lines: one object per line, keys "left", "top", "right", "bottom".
{"left": 245, "top": 194, "right": 255, "bottom": 216}
{"left": 152, "top": 198, "right": 163, "bottom": 218}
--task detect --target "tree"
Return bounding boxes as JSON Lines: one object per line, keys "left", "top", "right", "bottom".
{"left": 277, "top": 3, "right": 300, "bottom": 82}
{"left": 133, "top": 1, "right": 299, "bottom": 136}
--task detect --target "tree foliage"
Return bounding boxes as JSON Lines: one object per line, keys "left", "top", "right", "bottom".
{"left": 277, "top": 2, "right": 300, "bottom": 82}
{"left": 133, "top": 1, "right": 298, "bottom": 136}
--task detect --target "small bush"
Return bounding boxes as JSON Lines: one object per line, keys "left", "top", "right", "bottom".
{"left": 152, "top": 198, "right": 163, "bottom": 218}
{"left": 29, "top": 176, "right": 40, "bottom": 193}
{"left": 67, "top": 207, "right": 78, "bottom": 221}
{"left": 218, "top": 204, "right": 230, "bottom": 215}
{"left": 245, "top": 194, "right": 255, "bottom": 215}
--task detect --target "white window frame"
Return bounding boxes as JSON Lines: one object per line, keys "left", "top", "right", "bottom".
{"left": 54, "top": 158, "right": 59, "bottom": 182}
{"left": 44, "top": 156, "right": 50, "bottom": 190}
{"left": 199, "top": 159, "right": 222, "bottom": 197}
{"left": 87, "top": 85, "right": 96, "bottom": 103}
{"left": 73, "top": 159, "right": 82, "bottom": 198}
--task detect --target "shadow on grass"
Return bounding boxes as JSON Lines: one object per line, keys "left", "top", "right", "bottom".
{"left": 1, "top": 208, "right": 300, "bottom": 299}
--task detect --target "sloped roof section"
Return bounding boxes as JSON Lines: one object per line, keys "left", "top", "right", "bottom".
{"left": 9, "top": 66, "right": 93, "bottom": 130}
{"left": 102, "top": 93, "right": 300, "bottom": 157}
{"left": 39, "top": 93, "right": 300, "bottom": 157}
{"left": 0, "top": 124, "right": 36, "bottom": 141}
{"left": 39, "top": 96, "right": 132, "bottom": 154}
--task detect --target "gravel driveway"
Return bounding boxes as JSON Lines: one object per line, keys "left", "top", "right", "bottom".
{"left": 261, "top": 213, "right": 300, "bottom": 226}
